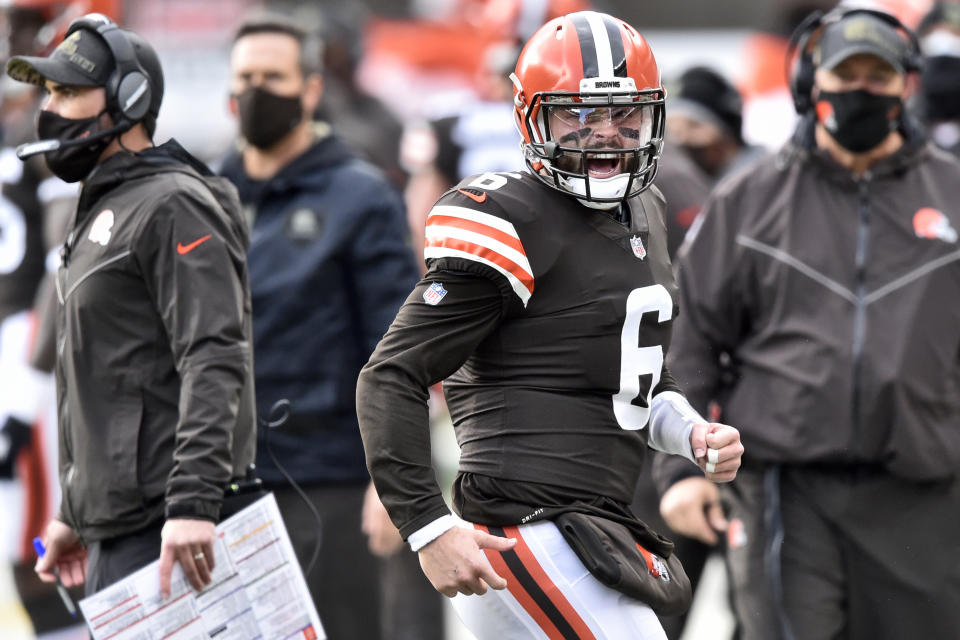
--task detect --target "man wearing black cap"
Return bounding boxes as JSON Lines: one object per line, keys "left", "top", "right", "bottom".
{"left": 666, "top": 66, "right": 763, "bottom": 181}
{"left": 655, "top": 9, "right": 960, "bottom": 639}
{"left": 5, "top": 14, "right": 257, "bottom": 599}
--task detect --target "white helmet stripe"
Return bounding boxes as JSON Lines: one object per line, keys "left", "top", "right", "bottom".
{"left": 584, "top": 11, "right": 615, "bottom": 78}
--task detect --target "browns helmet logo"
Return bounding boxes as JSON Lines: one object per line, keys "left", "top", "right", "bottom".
{"left": 637, "top": 544, "right": 671, "bottom": 581}
{"left": 913, "top": 207, "right": 957, "bottom": 243}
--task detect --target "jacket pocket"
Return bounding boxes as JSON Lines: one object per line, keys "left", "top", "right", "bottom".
{"left": 76, "top": 394, "right": 144, "bottom": 529}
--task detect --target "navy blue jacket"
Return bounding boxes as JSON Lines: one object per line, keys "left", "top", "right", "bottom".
{"left": 221, "top": 132, "right": 418, "bottom": 486}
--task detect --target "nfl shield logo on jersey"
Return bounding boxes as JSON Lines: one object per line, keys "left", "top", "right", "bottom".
{"left": 630, "top": 235, "right": 646, "bottom": 260}
{"left": 423, "top": 282, "right": 448, "bottom": 305}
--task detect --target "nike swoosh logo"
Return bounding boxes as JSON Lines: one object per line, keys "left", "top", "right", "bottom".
{"left": 177, "top": 234, "right": 212, "bottom": 255}
{"left": 457, "top": 188, "right": 487, "bottom": 204}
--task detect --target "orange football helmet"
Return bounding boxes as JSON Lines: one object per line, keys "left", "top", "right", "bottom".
{"left": 511, "top": 11, "right": 664, "bottom": 208}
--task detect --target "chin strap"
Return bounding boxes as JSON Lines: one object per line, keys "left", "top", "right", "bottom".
{"left": 563, "top": 173, "right": 633, "bottom": 209}
{"left": 577, "top": 196, "right": 621, "bottom": 211}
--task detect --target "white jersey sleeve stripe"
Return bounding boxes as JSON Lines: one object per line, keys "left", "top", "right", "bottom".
{"left": 428, "top": 205, "right": 522, "bottom": 237}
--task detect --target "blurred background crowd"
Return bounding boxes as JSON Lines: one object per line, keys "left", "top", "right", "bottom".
{"left": 1, "top": 0, "right": 957, "bottom": 638}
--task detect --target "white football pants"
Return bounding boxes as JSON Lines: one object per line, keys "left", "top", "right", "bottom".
{"left": 450, "top": 519, "right": 668, "bottom": 640}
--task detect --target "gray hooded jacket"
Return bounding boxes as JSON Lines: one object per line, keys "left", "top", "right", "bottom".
{"left": 659, "top": 131, "right": 960, "bottom": 489}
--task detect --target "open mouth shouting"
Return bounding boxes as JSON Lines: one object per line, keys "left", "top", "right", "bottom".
{"left": 586, "top": 152, "right": 622, "bottom": 178}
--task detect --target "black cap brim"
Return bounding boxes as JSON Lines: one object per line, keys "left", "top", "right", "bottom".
{"left": 820, "top": 44, "right": 905, "bottom": 75}
{"left": 6, "top": 55, "right": 103, "bottom": 88}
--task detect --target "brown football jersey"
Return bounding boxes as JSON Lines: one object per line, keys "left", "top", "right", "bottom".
{"left": 358, "top": 170, "right": 683, "bottom": 536}
{"left": 431, "top": 171, "right": 680, "bottom": 500}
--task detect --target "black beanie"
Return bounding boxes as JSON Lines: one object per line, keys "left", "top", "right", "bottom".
{"left": 670, "top": 66, "right": 744, "bottom": 145}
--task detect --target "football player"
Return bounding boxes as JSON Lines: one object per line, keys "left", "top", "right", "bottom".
{"left": 357, "top": 11, "right": 743, "bottom": 639}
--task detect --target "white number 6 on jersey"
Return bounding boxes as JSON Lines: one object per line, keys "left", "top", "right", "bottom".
{"left": 467, "top": 172, "right": 524, "bottom": 191}
{"left": 612, "top": 285, "right": 673, "bottom": 430}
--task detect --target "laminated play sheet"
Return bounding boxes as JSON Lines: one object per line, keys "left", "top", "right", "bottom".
{"left": 79, "top": 493, "right": 324, "bottom": 640}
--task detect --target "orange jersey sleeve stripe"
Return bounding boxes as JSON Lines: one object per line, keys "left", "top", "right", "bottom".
{"left": 426, "top": 213, "right": 527, "bottom": 255}
{"left": 424, "top": 236, "right": 535, "bottom": 294}
{"left": 424, "top": 204, "right": 535, "bottom": 305}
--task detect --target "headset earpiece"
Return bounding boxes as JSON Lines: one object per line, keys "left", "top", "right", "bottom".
{"left": 99, "top": 27, "right": 151, "bottom": 123}
{"left": 787, "top": 7, "right": 922, "bottom": 115}
{"left": 65, "top": 13, "right": 153, "bottom": 127}
{"left": 788, "top": 10, "right": 825, "bottom": 115}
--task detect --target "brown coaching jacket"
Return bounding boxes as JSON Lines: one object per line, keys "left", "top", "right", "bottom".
{"left": 55, "top": 140, "right": 256, "bottom": 543}
{"left": 659, "top": 130, "right": 960, "bottom": 489}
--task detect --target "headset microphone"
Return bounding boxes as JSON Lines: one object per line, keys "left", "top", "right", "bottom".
{"left": 15, "top": 121, "right": 130, "bottom": 161}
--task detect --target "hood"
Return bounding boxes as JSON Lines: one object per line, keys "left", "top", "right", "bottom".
{"left": 79, "top": 139, "right": 242, "bottom": 219}
{"left": 218, "top": 126, "right": 357, "bottom": 204}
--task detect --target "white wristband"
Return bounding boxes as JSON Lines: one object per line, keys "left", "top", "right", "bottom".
{"left": 407, "top": 514, "right": 459, "bottom": 552}
{"left": 648, "top": 391, "right": 705, "bottom": 463}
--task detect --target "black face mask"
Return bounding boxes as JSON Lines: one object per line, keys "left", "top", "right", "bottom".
{"left": 235, "top": 86, "right": 303, "bottom": 150}
{"left": 922, "top": 56, "right": 960, "bottom": 121}
{"left": 816, "top": 89, "right": 902, "bottom": 153}
{"left": 36, "top": 110, "right": 114, "bottom": 183}
{"left": 679, "top": 143, "right": 723, "bottom": 178}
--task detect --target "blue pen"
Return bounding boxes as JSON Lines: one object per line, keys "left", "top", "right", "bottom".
{"left": 33, "top": 537, "right": 78, "bottom": 617}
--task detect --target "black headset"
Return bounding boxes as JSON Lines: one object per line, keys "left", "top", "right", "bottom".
{"left": 64, "top": 13, "right": 152, "bottom": 127}
{"left": 787, "top": 7, "right": 923, "bottom": 114}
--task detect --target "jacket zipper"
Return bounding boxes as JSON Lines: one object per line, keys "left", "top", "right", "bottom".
{"left": 55, "top": 270, "right": 64, "bottom": 305}
{"left": 57, "top": 388, "right": 83, "bottom": 542}
{"left": 55, "top": 233, "right": 78, "bottom": 537}
{"left": 56, "top": 230, "right": 101, "bottom": 543}
{"left": 851, "top": 174, "right": 871, "bottom": 458}
{"left": 55, "top": 231, "right": 73, "bottom": 305}
{"left": 60, "top": 465, "right": 84, "bottom": 545}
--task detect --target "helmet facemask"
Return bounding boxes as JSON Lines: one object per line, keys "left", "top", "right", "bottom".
{"left": 519, "top": 79, "right": 665, "bottom": 209}
{"left": 510, "top": 11, "right": 666, "bottom": 209}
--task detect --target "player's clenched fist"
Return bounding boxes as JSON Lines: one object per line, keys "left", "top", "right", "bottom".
{"left": 690, "top": 423, "right": 743, "bottom": 483}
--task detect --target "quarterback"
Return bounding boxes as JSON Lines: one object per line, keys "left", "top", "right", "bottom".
{"left": 357, "top": 11, "right": 743, "bottom": 639}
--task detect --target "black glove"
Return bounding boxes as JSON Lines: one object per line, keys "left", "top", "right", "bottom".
{"left": 0, "top": 415, "right": 32, "bottom": 479}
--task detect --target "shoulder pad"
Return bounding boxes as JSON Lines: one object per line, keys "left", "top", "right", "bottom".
{"left": 424, "top": 171, "right": 534, "bottom": 306}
